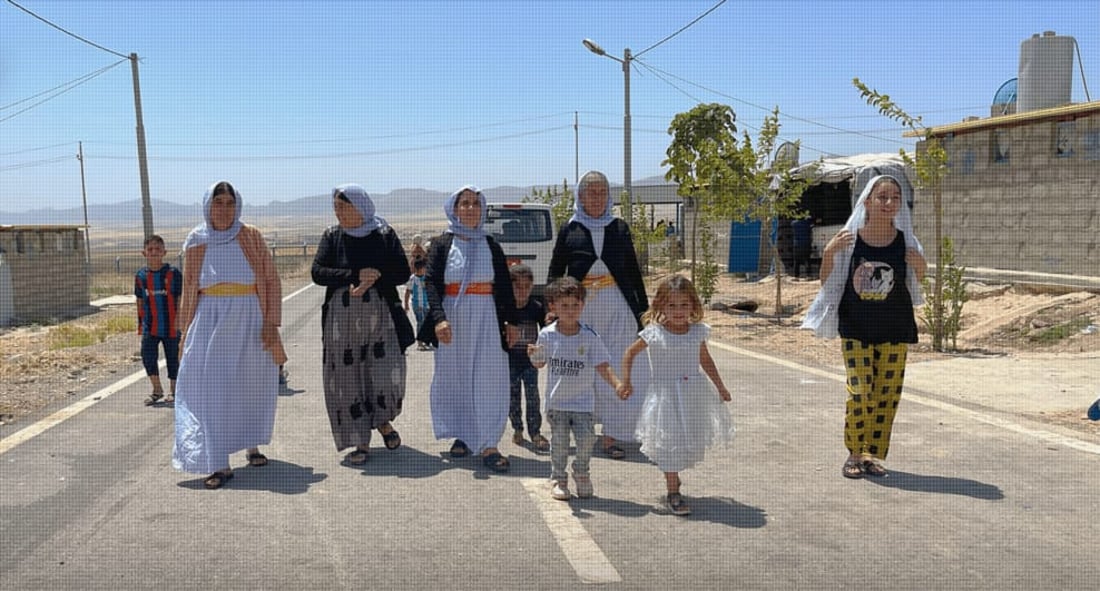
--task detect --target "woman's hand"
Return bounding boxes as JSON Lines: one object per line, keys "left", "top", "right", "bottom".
{"left": 906, "top": 248, "right": 927, "bottom": 281}
{"left": 505, "top": 324, "right": 520, "bottom": 348}
{"left": 261, "top": 322, "right": 278, "bottom": 351}
{"left": 435, "top": 321, "right": 452, "bottom": 345}
{"left": 824, "top": 229, "right": 854, "bottom": 258}
{"left": 717, "top": 385, "right": 732, "bottom": 402}
{"left": 351, "top": 267, "right": 380, "bottom": 296}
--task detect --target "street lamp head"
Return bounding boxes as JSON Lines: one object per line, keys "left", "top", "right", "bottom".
{"left": 582, "top": 38, "right": 606, "bottom": 56}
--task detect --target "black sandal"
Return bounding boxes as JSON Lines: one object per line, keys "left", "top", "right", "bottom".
{"left": 861, "top": 460, "right": 887, "bottom": 477}
{"left": 246, "top": 452, "right": 268, "bottom": 467}
{"left": 345, "top": 449, "right": 369, "bottom": 465}
{"left": 203, "top": 471, "right": 234, "bottom": 489}
{"left": 842, "top": 459, "right": 864, "bottom": 479}
{"left": 449, "top": 440, "right": 470, "bottom": 458}
{"left": 380, "top": 426, "right": 401, "bottom": 451}
{"left": 481, "top": 452, "right": 510, "bottom": 473}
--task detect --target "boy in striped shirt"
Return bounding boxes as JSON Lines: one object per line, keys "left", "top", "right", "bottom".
{"left": 135, "top": 235, "right": 182, "bottom": 406}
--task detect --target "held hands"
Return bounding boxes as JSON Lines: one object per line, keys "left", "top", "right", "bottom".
{"left": 616, "top": 381, "right": 633, "bottom": 400}
{"left": 435, "top": 321, "right": 452, "bottom": 345}
{"left": 351, "top": 267, "right": 381, "bottom": 297}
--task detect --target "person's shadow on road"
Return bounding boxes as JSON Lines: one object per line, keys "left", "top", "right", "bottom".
{"left": 863, "top": 470, "right": 1005, "bottom": 500}
{"left": 670, "top": 497, "right": 768, "bottom": 528}
{"left": 177, "top": 459, "right": 327, "bottom": 494}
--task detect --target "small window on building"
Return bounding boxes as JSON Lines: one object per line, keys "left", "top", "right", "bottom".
{"left": 992, "top": 129, "right": 1011, "bottom": 164}
{"left": 15, "top": 232, "right": 25, "bottom": 254}
{"left": 1055, "top": 121, "right": 1075, "bottom": 158}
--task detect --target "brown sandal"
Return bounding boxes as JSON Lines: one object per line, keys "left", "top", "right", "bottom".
{"left": 842, "top": 459, "right": 864, "bottom": 479}
{"left": 861, "top": 460, "right": 887, "bottom": 477}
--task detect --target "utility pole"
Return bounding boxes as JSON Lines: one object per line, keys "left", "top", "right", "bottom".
{"left": 77, "top": 141, "right": 91, "bottom": 267}
{"left": 573, "top": 111, "right": 579, "bottom": 185}
{"left": 130, "top": 53, "right": 154, "bottom": 238}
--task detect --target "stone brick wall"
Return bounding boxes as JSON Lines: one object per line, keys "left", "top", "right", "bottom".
{"left": 916, "top": 112, "right": 1100, "bottom": 277}
{"left": 0, "top": 228, "right": 90, "bottom": 322}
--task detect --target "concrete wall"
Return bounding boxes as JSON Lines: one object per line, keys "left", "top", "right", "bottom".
{"left": 916, "top": 112, "right": 1100, "bottom": 277}
{"left": 0, "top": 228, "right": 90, "bottom": 323}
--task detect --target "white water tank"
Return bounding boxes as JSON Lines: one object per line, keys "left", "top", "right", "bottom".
{"left": 1018, "top": 31, "right": 1075, "bottom": 112}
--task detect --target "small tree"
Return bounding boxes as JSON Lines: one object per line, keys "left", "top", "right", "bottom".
{"left": 853, "top": 78, "right": 953, "bottom": 351}
{"left": 522, "top": 179, "right": 573, "bottom": 230}
{"left": 663, "top": 103, "right": 747, "bottom": 292}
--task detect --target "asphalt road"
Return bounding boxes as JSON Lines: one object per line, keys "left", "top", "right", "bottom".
{"left": 2, "top": 283, "right": 1098, "bottom": 590}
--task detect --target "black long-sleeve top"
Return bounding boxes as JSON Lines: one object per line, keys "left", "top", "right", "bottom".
{"left": 547, "top": 219, "right": 648, "bottom": 329}
{"left": 416, "top": 232, "right": 517, "bottom": 351}
{"left": 311, "top": 225, "right": 412, "bottom": 347}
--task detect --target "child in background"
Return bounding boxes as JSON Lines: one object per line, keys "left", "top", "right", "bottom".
{"left": 508, "top": 264, "right": 549, "bottom": 450}
{"left": 134, "top": 235, "right": 183, "bottom": 406}
{"left": 403, "top": 258, "right": 429, "bottom": 350}
{"left": 619, "top": 275, "right": 734, "bottom": 516}
{"left": 530, "top": 277, "right": 622, "bottom": 500}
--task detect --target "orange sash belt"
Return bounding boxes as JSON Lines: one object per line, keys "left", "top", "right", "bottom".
{"left": 582, "top": 274, "right": 616, "bottom": 291}
{"left": 445, "top": 282, "right": 494, "bottom": 296}
{"left": 200, "top": 283, "right": 257, "bottom": 297}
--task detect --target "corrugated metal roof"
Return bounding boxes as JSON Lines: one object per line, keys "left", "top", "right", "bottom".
{"left": 905, "top": 100, "right": 1100, "bottom": 137}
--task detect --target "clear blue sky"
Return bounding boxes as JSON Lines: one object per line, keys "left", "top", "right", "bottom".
{"left": 1, "top": 0, "right": 1097, "bottom": 213}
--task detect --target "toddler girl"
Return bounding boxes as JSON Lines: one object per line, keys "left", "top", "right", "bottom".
{"left": 618, "top": 275, "right": 734, "bottom": 516}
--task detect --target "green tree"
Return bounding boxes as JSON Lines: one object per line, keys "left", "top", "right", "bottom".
{"left": 522, "top": 179, "right": 573, "bottom": 230}
{"left": 853, "top": 78, "right": 953, "bottom": 351}
{"left": 663, "top": 103, "right": 746, "bottom": 291}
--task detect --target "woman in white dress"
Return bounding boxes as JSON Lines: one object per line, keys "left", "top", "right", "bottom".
{"left": 174, "top": 181, "right": 287, "bottom": 489}
{"left": 548, "top": 170, "right": 648, "bottom": 459}
{"left": 419, "top": 186, "right": 519, "bottom": 472}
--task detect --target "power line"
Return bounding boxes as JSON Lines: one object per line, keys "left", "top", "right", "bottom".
{"left": 6, "top": 0, "right": 128, "bottom": 59}
{"left": 0, "top": 154, "right": 73, "bottom": 172}
{"left": 636, "top": 0, "right": 727, "bottom": 59}
{"left": 0, "top": 142, "right": 77, "bottom": 157}
{"left": 638, "top": 60, "right": 910, "bottom": 146}
{"left": 0, "top": 58, "right": 128, "bottom": 123}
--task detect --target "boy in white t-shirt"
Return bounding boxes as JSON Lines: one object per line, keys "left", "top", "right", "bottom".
{"left": 530, "top": 277, "right": 623, "bottom": 500}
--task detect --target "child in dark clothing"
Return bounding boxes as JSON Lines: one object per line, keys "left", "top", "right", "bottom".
{"left": 507, "top": 264, "right": 549, "bottom": 451}
{"left": 135, "top": 235, "right": 182, "bottom": 405}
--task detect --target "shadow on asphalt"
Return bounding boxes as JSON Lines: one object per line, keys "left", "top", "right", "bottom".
{"left": 675, "top": 497, "right": 768, "bottom": 528}
{"left": 336, "top": 446, "right": 553, "bottom": 480}
{"left": 175, "top": 459, "right": 327, "bottom": 494}
{"left": 863, "top": 470, "right": 1005, "bottom": 500}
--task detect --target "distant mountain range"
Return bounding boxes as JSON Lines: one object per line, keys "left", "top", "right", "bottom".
{"left": 1, "top": 176, "right": 670, "bottom": 227}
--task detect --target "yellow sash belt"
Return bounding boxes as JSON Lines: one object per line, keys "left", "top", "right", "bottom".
{"left": 200, "top": 283, "right": 257, "bottom": 296}
{"left": 581, "top": 274, "right": 616, "bottom": 291}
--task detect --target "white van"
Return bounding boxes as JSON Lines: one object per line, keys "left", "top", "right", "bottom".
{"left": 484, "top": 203, "right": 557, "bottom": 297}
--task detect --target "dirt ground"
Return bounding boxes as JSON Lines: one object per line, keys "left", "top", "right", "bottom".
{"left": 2, "top": 269, "right": 1098, "bottom": 432}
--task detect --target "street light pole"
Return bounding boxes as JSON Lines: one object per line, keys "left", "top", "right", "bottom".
{"left": 583, "top": 39, "right": 633, "bottom": 222}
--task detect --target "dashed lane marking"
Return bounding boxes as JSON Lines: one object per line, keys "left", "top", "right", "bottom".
{"left": 521, "top": 478, "right": 623, "bottom": 584}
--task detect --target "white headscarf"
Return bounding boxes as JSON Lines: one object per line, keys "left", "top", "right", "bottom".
{"left": 801, "top": 174, "right": 925, "bottom": 338}
{"left": 182, "top": 180, "right": 243, "bottom": 250}
{"left": 334, "top": 183, "right": 386, "bottom": 237}
{"left": 569, "top": 170, "right": 615, "bottom": 231}
{"left": 444, "top": 185, "right": 489, "bottom": 306}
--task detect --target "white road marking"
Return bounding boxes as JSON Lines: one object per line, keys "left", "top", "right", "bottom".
{"left": 521, "top": 478, "right": 623, "bottom": 584}
{"left": 0, "top": 284, "right": 316, "bottom": 456}
{"left": 708, "top": 340, "right": 1100, "bottom": 456}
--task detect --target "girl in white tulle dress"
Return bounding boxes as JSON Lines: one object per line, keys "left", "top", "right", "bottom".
{"left": 618, "top": 275, "right": 734, "bottom": 516}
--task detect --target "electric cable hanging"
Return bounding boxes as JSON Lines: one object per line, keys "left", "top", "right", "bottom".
{"left": 6, "top": 0, "right": 128, "bottom": 58}
{"left": 0, "top": 58, "right": 128, "bottom": 124}
{"left": 636, "top": 0, "right": 727, "bottom": 59}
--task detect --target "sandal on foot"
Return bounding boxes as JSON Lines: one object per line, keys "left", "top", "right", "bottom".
{"left": 449, "top": 440, "right": 470, "bottom": 458}
{"left": 246, "top": 452, "right": 268, "bottom": 467}
{"left": 162, "top": 395, "right": 175, "bottom": 403}
{"left": 531, "top": 434, "right": 550, "bottom": 452}
{"left": 380, "top": 427, "right": 401, "bottom": 451}
{"left": 512, "top": 432, "right": 527, "bottom": 445}
{"left": 144, "top": 391, "right": 164, "bottom": 406}
{"left": 603, "top": 445, "right": 626, "bottom": 460}
{"left": 665, "top": 493, "right": 692, "bottom": 516}
{"left": 203, "top": 471, "right": 234, "bottom": 489}
{"left": 842, "top": 459, "right": 864, "bottom": 479}
{"left": 482, "top": 452, "right": 510, "bottom": 473}
{"left": 345, "top": 449, "right": 369, "bottom": 465}
{"left": 861, "top": 460, "right": 887, "bottom": 477}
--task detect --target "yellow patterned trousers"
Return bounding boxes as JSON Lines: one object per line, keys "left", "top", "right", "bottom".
{"left": 841, "top": 339, "right": 909, "bottom": 460}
